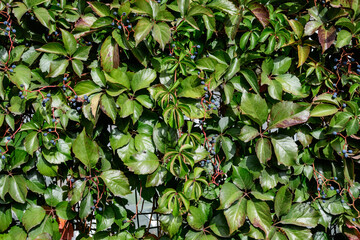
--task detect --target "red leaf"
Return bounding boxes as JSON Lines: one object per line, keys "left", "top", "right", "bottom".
{"left": 318, "top": 26, "right": 336, "bottom": 53}
{"left": 249, "top": 3, "right": 269, "bottom": 28}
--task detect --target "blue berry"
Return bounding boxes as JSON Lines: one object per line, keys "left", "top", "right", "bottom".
{"left": 91, "top": 206, "right": 95, "bottom": 210}
{"left": 196, "top": 45, "right": 200, "bottom": 48}
{"left": 52, "top": 119, "right": 56, "bottom": 122}
{"left": 12, "top": 29, "right": 16, "bottom": 33}
{"left": 44, "top": 133, "right": 47, "bottom": 136}
{"left": 205, "top": 94, "right": 209, "bottom": 98}
{"left": 353, "top": 218, "right": 356, "bottom": 221}
{"left": 118, "top": 25, "right": 122, "bottom": 29}
{"left": 172, "top": 44, "right": 175, "bottom": 47}
{"left": 341, "top": 199, "right": 345, "bottom": 203}
{"left": 333, "top": 66, "right": 337, "bottom": 70}
{"left": 204, "top": 87, "right": 208, "bottom": 91}
{"left": 348, "top": 150, "right": 352, "bottom": 153}
{"left": 98, "top": 207, "right": 102, "bottom": 211}
{"left": 333, "top": 131, "right": 337, "bottom": 135}
{"left": 12, "top": 65, "right": 16, "bottom": 68}
{"left": 336, "top": 189, "right": 340, "bottom": 193}
{"left": 126, "top": 20, "right": 130, "bottom": 23}
{"left": 20, "top": 84, "right": 24, "bottom": 87}
{"left": 84, "top": 95, "right": 88, "bottom": 100}
{"left": 3, "top": 21, "right": 7, "bottom": 25}
{"left": 342, "top": 149, "right": 347, "bottom": 153}
{"left": 111, "top": 22, "right": 115, "bottom": 26}
{"left": 71, "top": 178, "right": 74, "bottom": 183}
{"left": 317, "top": 188, "right": 321, "bottom": 191}
{"left": 194, "top": 51, "right": 198, "bottom": 55}
{"left": 21, "top": 95, "right": 24, "bottom": 99}
{"left": 31, "top": 16, "right": 34, "bottom": 20}
{"left": 334, "top": 177, "right": 338, "bottom": 180}
{"left": 345, "top": 153, "right": 348, "bottom": 158}
{"left": 322, "top": 200, "right": 325, "bottom": 203}
{"left": 128, "top": 25, "right": 131, "bottom": 28}
{"left": 4, "top": 32, "right": 8, "bottom": 36}
{"left": 74, "top": 95, "right": 78, "bottom": 99}
{"left": 191, "top": 55, "right": 195, "bottom": 59}
{"left": 357, "top": 65, "right": 360, "bottom": 68}
{"left": 71, "top": 98, "right": 76, "bottom": 102}
{"left": 47, "top": 93, "right": 51, "bottom": 97}
{"left": 333, "top": 83, "right": 336, "bottom": 87}
{"left": 50, "top": 140, "right": 54, "bottom": 143}
{"left": 1, "top": 155, "right": 5, "bottom": 160}
{"left": 63, "top": 77, "right": 67, "bottom": 81}
{"left": 6, "top": 137, "right": 11, "bottom": 141}
{"left": 113, "top": 11, "right": 117, "bottom": 15}
{"left": 77, "top": 107, "right": 81, "bottom": 111}
{"left": 9, "top": 69, "right": 13, "bottom": 72}
{"left": 350, "top": 58, "right": 354, "bottom": 62}
{"left": 213, "top": 107, "right": 216, "bottom": 110}
{"left": 93, "top": 199, "right": 97, "bottom": 203}
{"left": 334, "top": 58, "right": 338, "bottom": 62}
{"left": 19, "top": 91, "right": 22, "bottom": 95}
{"left": 54, "top": 31, "right": 58, "bottom": 35}
{"left": 332, "top": 94, "right": 337, "bottom": 99}
{"left": 57, "top": 3, "right": 60, "bottom": 6}
{"left": 197, "top": 71, "right": 200, "bottom": 75}
{"left": 122, "top": 12, "right": 126, "bottom": 16}
{"left": 48, "top": 129, "right": 52, "bottom": 132}
{"left": 201, "top": 81, "right": 205, "bottom": 85}
{"left": 322, "top": 195, "right": 326, "bottom": 199}
{"left": 343, "top": 103, "right": 346, "bottom": 108}
{"left": 6, "top": 27, "right": 10, "bottom": 31}
{"left": 330, "top": 186, "right": 334, "bottom": 190}
{"left": 211, "top": 99, "right": 215, "bottom": 103}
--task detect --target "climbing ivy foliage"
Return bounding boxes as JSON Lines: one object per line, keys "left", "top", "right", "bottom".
{"left": 0, "top": 0, "right": 360, "bottom": 239}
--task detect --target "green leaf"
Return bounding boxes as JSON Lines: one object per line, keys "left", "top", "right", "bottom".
{"left": 280, "top": 203, "right": 320, "bottom": 228}
{"left": 275, "top": 74, "right": 305, "bottom": 97}
{"left": 289, "top": 20, "right": 304, "bottom": 38}
{"left": 134, "top": 18, "right": 154, "bottom": 46}
{"left": 238, "top": 125, "right": 259, "bottom": 142}
{"left": 159, "top": 214, "right": 182, "bottom": 238}
{"left": 224, "top": 198, "right": 247, "bottom": 234}
{"left": 100, "top": 94, "right": 117, "bottom": 123}
{"left": 177, "top": 0, "right": 189, "bottom": 17}
{"left": 256, "top": 138, "right": 272, "bottom": 164}
{"left": 218, "top": 182, "right": 242, "bottom": 210}
{"left": 79, "top": 192, "right": 93, "bottom": 219}
{"left": 74, "top": 80, "right": 102, "bottom": 96}
{"left": 37, "top": 43, "right": 67, "bottom": 55}
{"left": 9, "top": 175, "right": 27, "bottom": 203}
{"left": 271, "top": 135, "right": 298, "bottom": 166}
{"left": 281, "top": 226, "right": 312, "bottom": 240}
{"left": 0, "top": 207, "right": 11, "bottom": 232}
{"left": 187, "top": 203, "right": 210, "bottom": 230}
{"left": 61, "top": 29, "right": 77, "bottom": 55}
{"left": 272, "top": 56, "right": 292, "bottom": 75}
{"left": 247, "top": 200, "right": 272, "bottom": 236}
{"left": 221, "top": 136, "right": 236, "bottom": 160}
{"left": 232, "top": 166, "right": 254, "bottom": 190}
{"left": 56, "top": 202, "right": 76, "bottom": 220}
{"left": 22, "top": 206, "right": 46, "bottom": 231}
{"left": 240, "top": 69, "right": 260, "bottom": 94}
{"left": 131, "top": 68, "right": 157, "bottom": 92}
{"left": 88, "top": 1, "right": 111, "bottom": 17}
{"left": 48, "top": 59, "right": 69, "bottom": 78}
{"left": 310, "top": 104, "right": 339, "bottom": 117}
{"left": 152, "top": 22, "right": 171, "bottom": 50}
{"left": 207, "top": 0, "right": 238, "bottom": 15}
{"left": 240, "top": 92, "right": 268, "bottom": 126}
{"left": 269, "top": 101, "right": 310, "bottom": 129}
{"left": 72, "top": 128, "right": 99, "bottom": 168}
{"left": 209, "top": 213, "right": 230, "bottom": 237}
{"left": 72, "top": 59, "right": 83, "bottom": 77}
{"left": 24, "top": 132, "right": 39, "bottom": 156}
{"left": 124, "top": 151, "right": 159, "bottom": 175}
{"left": 0, "top": 175, "right": 9, "bottom": 200}
{"left": 8, "top": 65, "right": 31, "bottom": 89}
{"left": 33, "top": 7, "right": 52, "bottom": 29}
{"left": 275, "top": 185, "right": 292, "bottom": 218}
{"left": 100, "top": 36, "right": 119, "bottom": 72}
{"left": 96, "top": 206, "right": 115, "bottom": 232}
{"left": 100, "top": 170, "right": 131, "bottom": 196}
{"left": 73, "top": 46, "right": 91, "bottom": 61}
{"left": 249, "top": 3, "right": 269, "bottom": 28}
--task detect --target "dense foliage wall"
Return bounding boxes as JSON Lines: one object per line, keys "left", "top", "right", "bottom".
{"left": 0, "top": 0, "right": 360, "bottom": 239}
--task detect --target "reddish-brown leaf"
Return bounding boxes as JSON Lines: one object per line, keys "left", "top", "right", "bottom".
{"left": 249, "top": 3, "right": 269, "bottom": 28}
{"left": 318, "top": 26, "right": 336, "bottom": 53}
